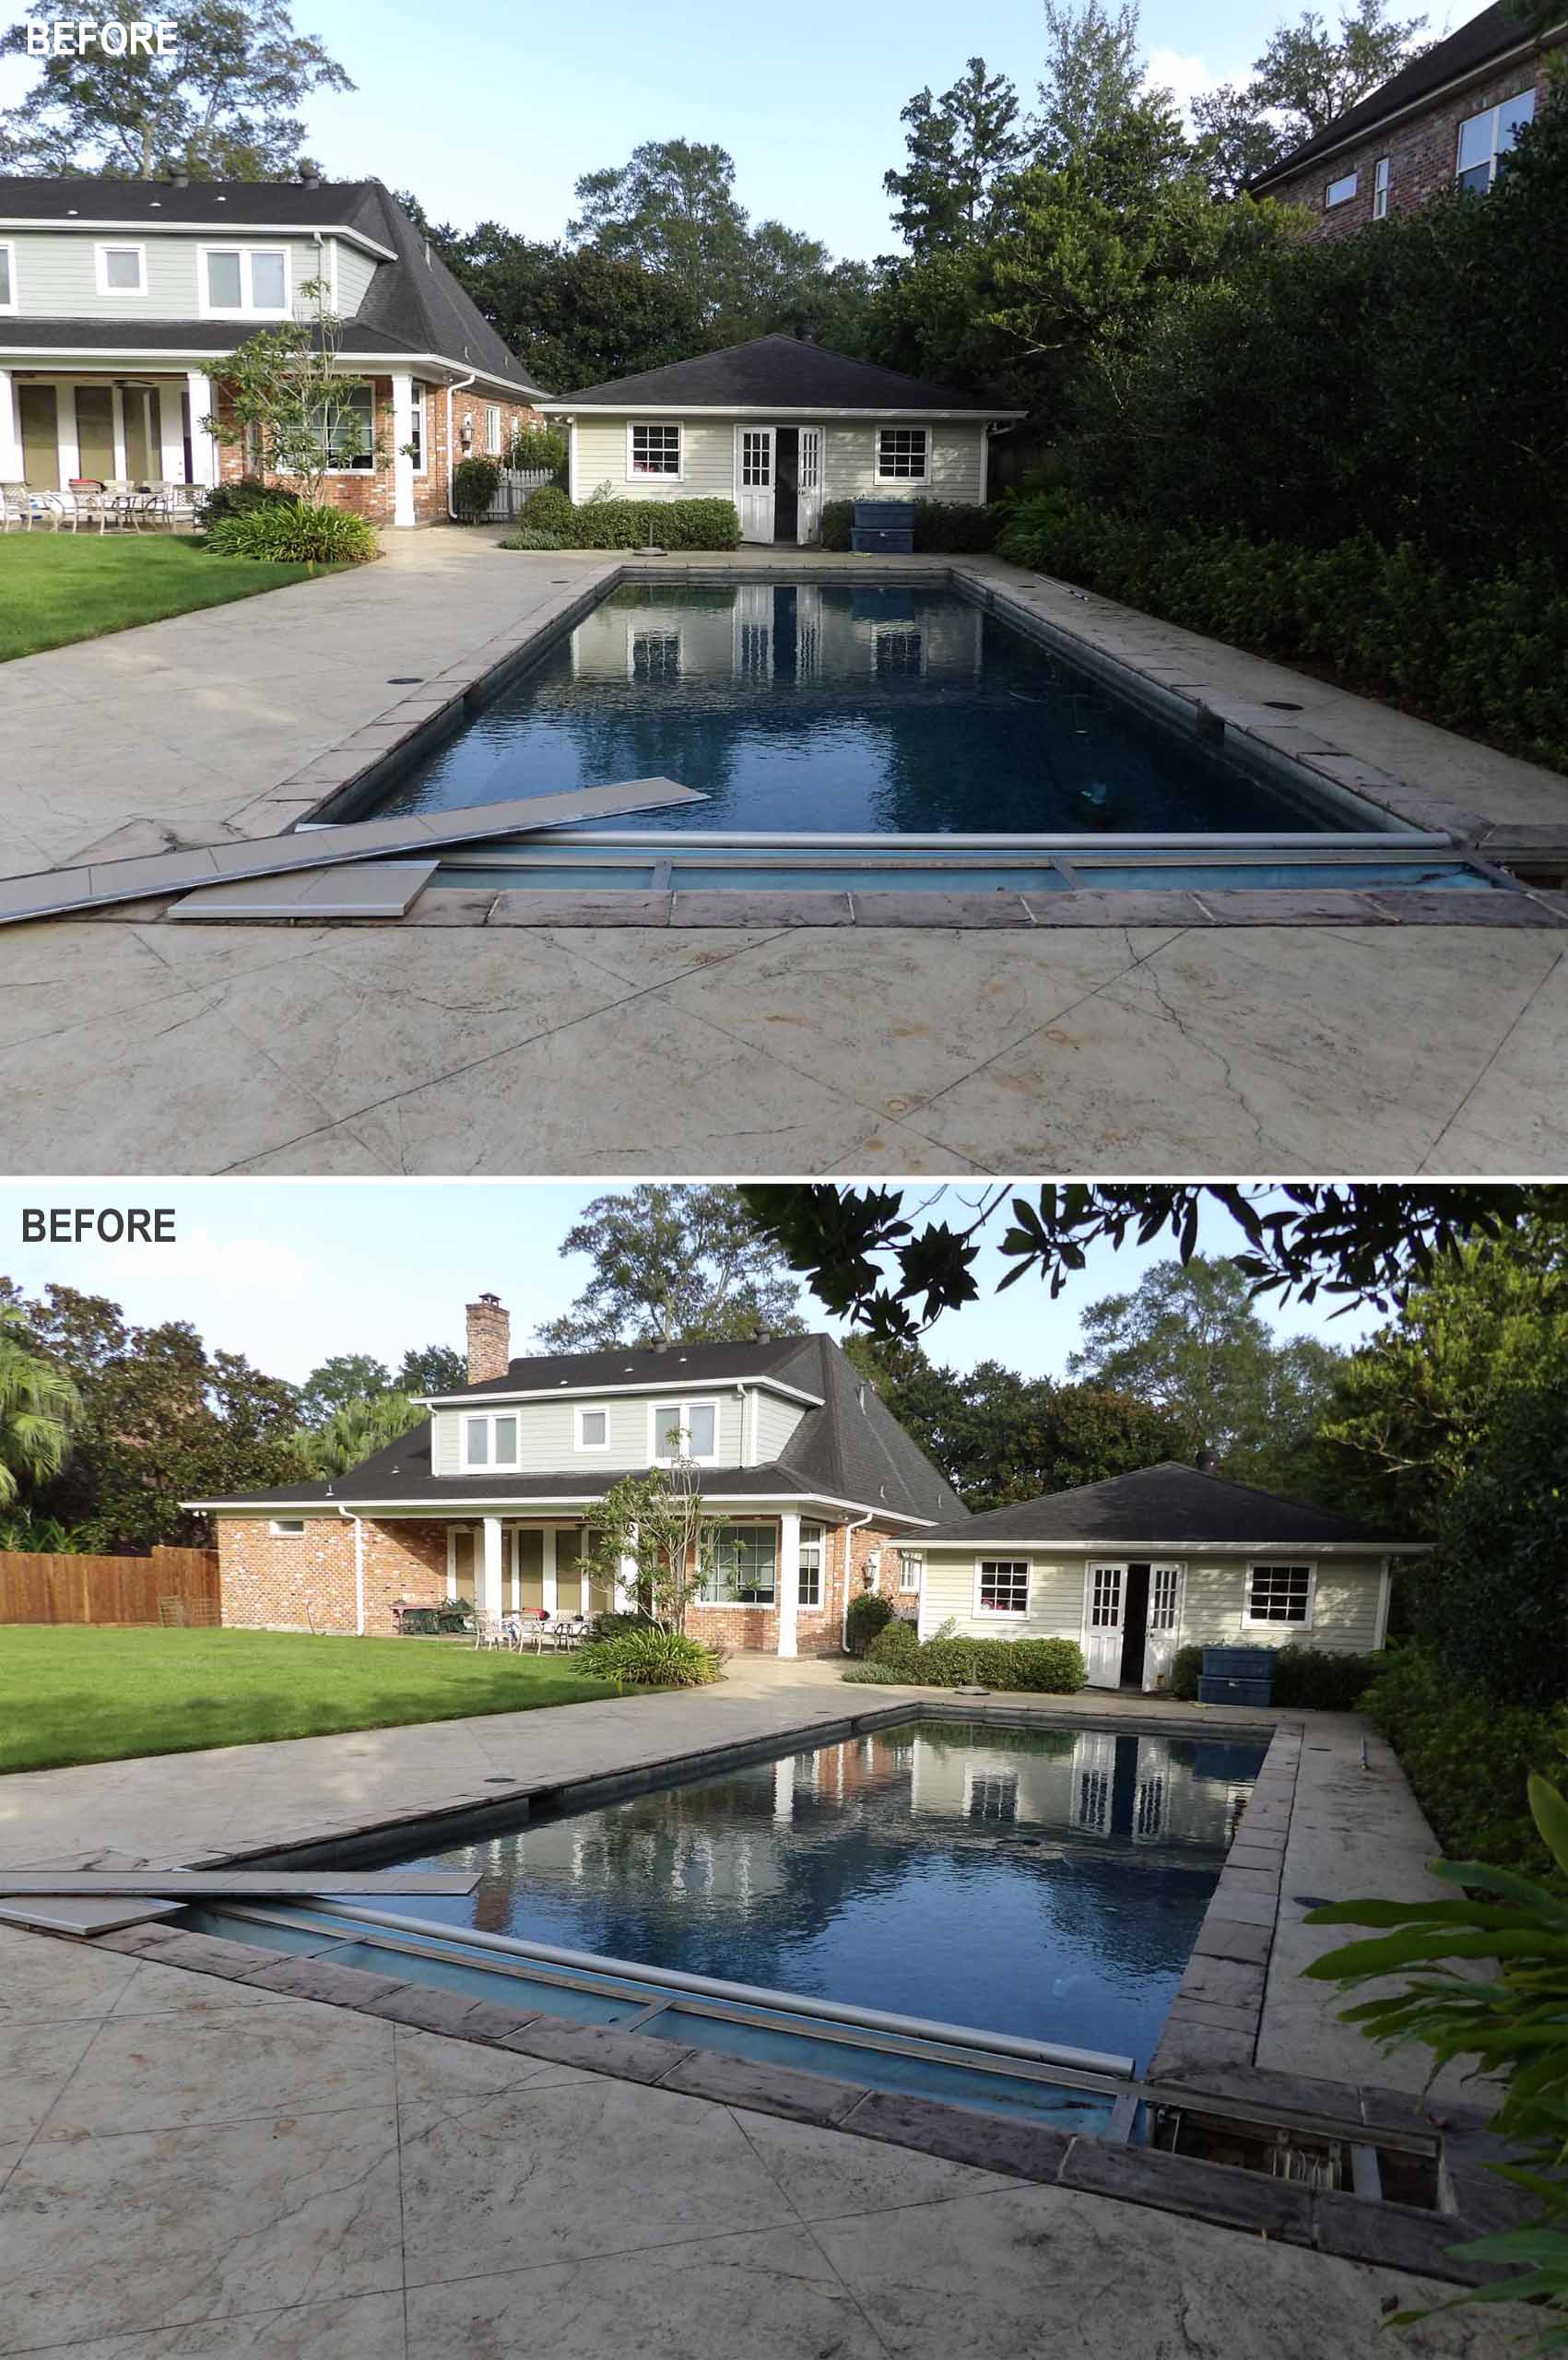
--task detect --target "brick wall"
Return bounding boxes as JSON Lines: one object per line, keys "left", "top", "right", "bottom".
{"left": 1266, "top": 54, "right": 1553, "bottom": 239}
{"left": 217, "top": 1515, "right": 447, "bottom": 1634}
{"left": 213, "top": 379, "right": 541, "bottom": 526}
{"left": 686, "top": 1517, "right": 905, "bottom": 1658}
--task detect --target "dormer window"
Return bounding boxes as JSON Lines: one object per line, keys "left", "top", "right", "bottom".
{"left": 200, "top": 244, "right": 290, "bottom": 317}
{"left": 651, "top": 1398, "right": 718, "bottom": 1465}
{"left": 462, "top": 1411, "right": 520, "bottom": 1471}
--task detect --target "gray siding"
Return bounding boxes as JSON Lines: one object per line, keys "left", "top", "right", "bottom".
{"left": 822, "top": 421, "right": 985, "bottom": 503}
{"left": 430, "top": 1389, "right": 747, "bottom": 1477}
{"left": 920, "top": 1545, "right": 1387, "bottom": 1654}
{"left": 333, "top": 240, "right": 377, "bottom": 317}
{"left": 573, "top": 416, "right": 735, "bottom": 502}
{"left": 6, "top": 229, "right": 344, "bottom": 321}
{"left": 753, "top": 1391, "right": 807, "bottom": 1463}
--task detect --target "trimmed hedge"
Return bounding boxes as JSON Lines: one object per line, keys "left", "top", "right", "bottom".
{"left": 819, "top": 497, "right": 997, "bottom": 555}
{"left": 842, "top": 1662, "right": 911, "bottom": 1684}
{"left": 1167, "top": 1641, "right": 1381, "bottom": 1708}
{"left": 204, "top": 501, "right": 378, "bottom": 564}
{"left": 996, "top": 489, "right": 1568, "bottom": 774}
{"left": 501, "top": 530, "right": 567, "bottom": 550}
{"left": 1366, "top": 1649, "right": 1568, "bottom": 1887}
{"left": 452, "top": 456, "right": 501, "bottom": 522}
{"left": 846, "top": 1592, "right": 895, "bottom": 1658}
{"left": 565, "top": 497, "right": 739, "bottom": 551}
{"left": 198, "top": 478, "right": 299, "bottom": 525}
{"left": 914, "top": 1635, "right": 1085, "bottom": 1693}
{"left": 867, "top": 1618, "right": 920, "bottom": 1671}
{"left": 1169, "top": 1644, "right": 1203, "bottom": 1702}
{"left": 523, "top": 485, "right": 573, "bottom": 534}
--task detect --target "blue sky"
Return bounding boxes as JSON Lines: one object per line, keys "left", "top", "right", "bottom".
{"left": 4, "top": 0, "right": 1486, "bottom": 258}
{"left": 0, "top": 1183, "right": 1379, "bottom": 1387}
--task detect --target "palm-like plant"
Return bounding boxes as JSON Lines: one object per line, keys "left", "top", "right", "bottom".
{"left": 290, "top": 1391, "right": 425, "bottom": 1480}
{"left": 0, "top": 1304, "right": 79, "bottom": 1509}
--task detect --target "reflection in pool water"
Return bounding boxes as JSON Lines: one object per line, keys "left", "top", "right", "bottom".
{"left": 385, "top": 1723, "right": 1266, "bottom": 2071}
{"left": 366, "top": 583, "right": 1361, "bottom": 837}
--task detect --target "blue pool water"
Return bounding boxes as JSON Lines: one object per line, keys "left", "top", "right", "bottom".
{"left": 380, "top": 1722, "right": 1266, "bottom": 2072}
{"left": 365, "top": 583, "right": 1370, "bottom": 838}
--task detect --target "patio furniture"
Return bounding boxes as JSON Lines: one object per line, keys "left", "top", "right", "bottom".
{"left": 1, "top": 481, "right": 59, "bottom": 530}
{"left": 66, "top": 479, "right": 114, "bottom": 533}
{"left": 473, "top": 1610, "right": 508, "bottom": 1650}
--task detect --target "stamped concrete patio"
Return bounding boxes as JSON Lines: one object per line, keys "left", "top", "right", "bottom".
{"left": 4, "top": 532, "right": 1565, "bottom": 1174}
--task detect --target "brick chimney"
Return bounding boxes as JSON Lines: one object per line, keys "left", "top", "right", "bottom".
{"left": 466, "top": 1292, "right": 510, "bottom": 1385}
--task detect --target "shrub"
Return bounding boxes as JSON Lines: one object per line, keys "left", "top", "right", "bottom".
{"left": 1364, "top": 1648, "right": 1568, "bottom": 1885}
{"left": 846, "top": 1592, "right": 895, "bottom": 1658}
{"left": 500, "top": 530, "right": 567, "bottom": 550}
{"left": 523, "top": 484, "right": 573, "bottom": 534}
{"left": 911, "top": 500, "right": 999, "bottom": 553}
{"left": 507, "top": 423, "right": 569, "bottom": 478}
{"left": 1168, "top": 1644, "right": 1203, "bottom": 1702}
{"left": 203, "top": 501, "right": 379, "bottom": 565}
{"left": 867, "top": 1618, "right": 920, "bottom": 1671}
{"left": 912, "top": 1636, "right": 1086, "bottom": 1693}
{"left": 841, "top": 1662, "right": 911, "bottom": 1684}
{"left": 574, "top": 1626, "right": 723, "bottom": 1688}
{"left": 562, "top": 497, "right": 740, "bottom": 551}
{"left": 819, "top": 499, "right": 854, "bottom": 551}
{"left": 452, "top": 455, "right": 501, "bottom": 521}
{"left": 1268, "top": 1646, "right": 1383, "bottom": 1712}
{"left": 198, "top": 478, "right": 299, "bottom": 525}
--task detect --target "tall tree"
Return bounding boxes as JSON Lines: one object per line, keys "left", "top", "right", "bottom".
{"left": 0, "top": 1301, "right": 79, "bottom": 1509}
{"left": 298, "top": 1352, "right": 391, "bottom": 1426}
{"left": 539, "top": 1186, "right": 806, "bottom": 1352}
{"left": 1193, "top": 0, "right": 1428, "bottom": 194}
{"left": 570, "top": 138, "right": 753, "bottom": 321}
{"left": 884, "top": 57, "right": 1027, "bottom": 255}
{"left": 0, "top": 0, "right": 353, "bottom": 179}
{"left": 1033, "top": 0, "right": 1149, "bottom": 166}
{"left": 396, "top": 1344, "right": 466, "bottom": 1398}
{"left": 290, "top": 1391, "right": 425, "bottom": 1479}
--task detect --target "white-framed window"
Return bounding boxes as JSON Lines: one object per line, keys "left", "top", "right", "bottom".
{"left": 876, "top": 424, "right": 928, "bottom": 482}
{"left": 969, "top": 1771, "right": 1019, "bottom": 1823}
{"left": 650, "top": 1398, "right": 719, "bottom": 1465}
{"left": 698, "top": 1521, "right": 777, "bottom": 1605}
{"left": 1456, "top": 88, "right": 1535, "bottom": 194}
{"left": 631, "top": 629, "right": 681, "bottom": 681}
{"left": 486, "top": 404, "right": 502, "bottom": 455}
{"left": 873, "top": 626, "right": 925, "bottom": 678}
{"left": 198, "top": 244, "right": 290, "bottom": 317}
{"left": 462, "top": 1410, "right": 521, "bottom": 1471}
{"left": 0, "top": 241, "right": 16, "bottom": 313}
{"left": 1245, "top": 1562, "right": 1315, "bottom": 1626}
{"left": 575, "top": 1404, "right": 609, "bottom": 1451}
{"left": 1372, "top": 156, "right": 1390, "bottom": 218}
{"left": 1325, "top": 170, "right": 1358, "bottom": 208}
{"left": 898, "top": 1549, "right": 924, "bottom": 1594}
{"left": 95, "top": 242, "right": 146, "bottom": 296}
{"left": 976, "top": 1558, "right": 1029, "bottom": 1617}
{"left": 408, "top": 383, "right": 426, "bottom": 474}
{"left": 798, "top": 1520, "right": 823, "bottom": 1608}
{"left": 629, "top": 422, "right": 682, "bottom": 478}
{"left": 269, "top": 1517, "right": 305, "bottom": 1537}
{"left": 314, "top": 382, "right": 375, "bottom": 472}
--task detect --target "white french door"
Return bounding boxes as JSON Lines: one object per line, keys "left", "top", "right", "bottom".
{"left": 1082, "top": 1562, "right": 1126, "bottom": 1688}
{"left": 736, "top": 425, "right": 775, "bottom": 542}
{"left": 1070, "top": 1730, "right": 1116, "bottom": 1834}
{"left": 1132, "top": 1736, "right": 1170, "bottom": 1844}
{"left": 796, "top": 425, "right": 822, "bottom": 544}
{"left": 1141, "top": 1562, "right": 1185, "bottom": 1693}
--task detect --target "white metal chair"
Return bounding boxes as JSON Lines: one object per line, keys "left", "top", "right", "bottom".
{"left": 65, "top": 480, "right": 113, "bottom": 533}
{"left": 472, "top": 1610, "right": 507, "bottom": 1650}
{"left": 4, "top": 482, "right": 65, "bottom": 530}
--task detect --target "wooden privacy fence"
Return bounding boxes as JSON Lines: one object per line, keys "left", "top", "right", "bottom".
{"left": 0, "top": 1546, "right": 220, "bottom": 1627}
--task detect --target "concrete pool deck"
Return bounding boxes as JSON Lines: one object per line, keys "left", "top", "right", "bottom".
{"left": 0, "top": 1660, "right": 1530, "bottom": 2356}
{"left": 3, "top": 533, "right": 1566, "bottom": 1174}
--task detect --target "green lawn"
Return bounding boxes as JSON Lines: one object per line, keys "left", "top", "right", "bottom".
{"left": 0, "top": 1626, "right": 619, "bottom": 1774}
{"left": 0, "top": 533, "right": 337, "bottom": 662}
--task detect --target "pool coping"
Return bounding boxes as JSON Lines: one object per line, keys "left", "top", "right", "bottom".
{"left": 42, "top": 1697, "right": 1529, "bottom": 2284}
{"left": 114, "top": 558, "right": 1568, "bottom": 932}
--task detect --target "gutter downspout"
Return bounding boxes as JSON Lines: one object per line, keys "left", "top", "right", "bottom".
{"left": 446, "top": 370, "right": 477, "bottom": 521}
{"left": 841, "top": 1506, "right": 875, "bottom": 1656}
{"left": 338, "top": 1507, "right": 366, "bottom": 1634}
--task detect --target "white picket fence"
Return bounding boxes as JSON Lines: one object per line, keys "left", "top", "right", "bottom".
{"left": 477, "top": 466, "right": 557, "bottom": 523}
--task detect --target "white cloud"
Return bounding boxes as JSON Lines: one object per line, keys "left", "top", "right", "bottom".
{"left": 1144, "top": 45, "right": 1225, "bottom": 124}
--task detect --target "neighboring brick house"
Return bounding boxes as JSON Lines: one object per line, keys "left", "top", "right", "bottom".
{"left": 1249, "top": 2, "right": 1564, "bottom": 237}
{"left": 0, "top": 173, "right": 548, "bottom": 525}
{"left": 191, "top": 1304, "right": 966, "bottom": 1654}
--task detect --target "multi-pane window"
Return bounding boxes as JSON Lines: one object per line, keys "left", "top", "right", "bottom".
{"left": 631, "top": 631, "right": 681, "bottom": 681}
{"left": 98, "top": 244, "right": 145, "bottom": 293}
{"left": 740, "top": 430, "right": 772, "bottom": 487}
{"left": 978, "top": 1559, "right": 1029, "bottom": 1615}
{"left": 969, "top": 1773, "right": 1019, "bottom": 1824}
{"left": 1246, "top": 1563, "right": 1314, "bottom": 1624}
{"left": 1149, "top": 1564, "right": 1182, "bottom": 1632}
{"left": 701, "top": 1523, "right": 777, "bottom": 1604}
{"left": 204, "top": 246, "right": 288, "bottom": 313}
{"left": 876, "top": 426, "right": 928, "bottom": 480}
{"left": 898, "top": 1550, "right": 923, "bottom": 1594}
{"left": 0, "top": 242, "right": 13, "bottom": 309}
{"left": 875, "top": 628, "right": 924, "bottom": 676}
{"left": 1372, "top": 156, "right": 1390, "bottom": 218}
{"left": 314, "top": 383, "right": 374, "bottom": 470}
{"left": 631, "top": 424, "right": 681, "bottom": 476}
{"left": 652, "top": 1399, "right": 717, "bottom": 1461}
{"left": 798, "top": 1520, "right": 823, "bottom": 1608}
{"left": 1090, "top": 1564, "right": 1123, "bottom": 1627}
{"left": 408, "top": 384, "right": 425, "bottom": 472}
{"left": 1456, "top": 89, "right": 1535, "bottom": 193}
{"left": 486, "top": 405, "right": 502, "bottom": 456}
{"left": 576, "top": 1406, "right": 608, "bottom": 1450}
{"left": 1135, "top": 1773, "right": 1166, "bottom": 1839}
{"left": 464, "top": 1411, "right": 520, "bottom": 1469}
{"left": 1325, "top": 170, "right": 1358, "bottom": 207}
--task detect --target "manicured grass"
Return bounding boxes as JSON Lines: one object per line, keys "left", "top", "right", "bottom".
{"left": 0, "top": 533, "right": 340, "bottom": 662}
{"left": 0, "top": 1625, "right": 620, "bottom": 1773}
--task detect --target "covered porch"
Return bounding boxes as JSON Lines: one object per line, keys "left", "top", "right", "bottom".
{"left": 0, "top": 365, "right": 217, "bottom": 493}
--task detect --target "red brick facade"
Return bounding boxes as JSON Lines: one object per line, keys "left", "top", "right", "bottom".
{"left": 217, "top": 1515, "right": 447, "bottom": 1635}
{"left": 687, "top": 1518, "right": 906, "bottom": 1658}
{"left": 1265, "top": 53, "right": 1554, "bottom": 239}
{"left": 213, "top": 377, "right": 541, "bottom": 526}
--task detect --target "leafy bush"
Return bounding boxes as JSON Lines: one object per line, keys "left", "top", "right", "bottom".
{"left": 1168, "top": 1644, "right": 1203, "bottom": 1702}
{"left": 500, "top": 530, "right": 567, "bottom": 550}
{"left": 1365, "top": 1649, "right": 1568, "bottom": 1885}
{"left": 574, "top": 1627, "right": 723, "bottom": 1688}
{"left": 203, "top": 501, "right": 379, "bottom": 565}
{"left": 867, "top": 1617, "right": 920, "bottom": 1671}
{"left": 561, "top": 497, "right": 740, "bottom": 551}
{"left": 846, "top": 1592, "right": 895, "bottom": 1658}
{"left": 911, "top": 500, "right": 999, "bottom": 553}
{"left": 996, "top": 490, "right": 1568, "bottom": 773}
{"left": 912, "top": 1635, "right": 1086, "bottom": 1693}
{"left": 1269, "top": 1646, "right": 1383, "bottom": 1712}
{"left": 198, "top": 478, "right": 299, "bottom": 525}
{"left": 842, "top": 1662, "right": 912, "bottom": 1684}
{"left": 820, "top": 499, "right": 854, "bottom": 552}
{"left": 452, "top": 456, "right": 501, "bottom": 521}
{"left": 507, "top": 423, "right": 569, "bottom": 478}
{"left": 523, "top": 484, "right": 573, "bottom": 534}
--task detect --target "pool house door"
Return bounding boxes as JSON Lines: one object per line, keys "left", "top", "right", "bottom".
{"left": 796, "top": 427, "right": 822, "bottom": 544}
{"left": 1082, "top": 1562, "right": 1126, "bottom": 1688}
{"left": 736, "top": 426, "right": 775, "bottom": 541}
{"left": 1141, "top": 1563, "right": 1185, "bottom": 1693}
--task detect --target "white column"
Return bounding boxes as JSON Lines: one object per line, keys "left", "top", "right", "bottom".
{"left": 578, "top": 1536, "right": 593, "bottom": 1617}
{"left": 110, "top": 384, "right": 127, "bottom": 478}
{"left": 57, "top": 382, "right": 79, "bottom": 485}
{"left": 479, "top": 1516, "right": 504, "bottom": 1618}
{"left": 616, "top": 1526, "right": 639, "bottom": 1614}
{"left": 777, "top": 1512, "right": 800, "bottom": 1659}
{"left": 541, "top": 1526, "right": 558, "bottom": 1614}
{"left": 772, "top": 1757, "right": 794, "bottom": 1826}
{"left": 390, "top": 370, "right": 416, "bottom": 528}
{"left": 186, "top": 371, "right": 216, "bottom": 487}
{"left": 158, "top": 382, "right": 186, "bottom": 482}
{"left": 509, "top": 1528, "right": 521, "bottom": 1613}
{"left": 0, "top": 369, "right": 22, "bottom": 478}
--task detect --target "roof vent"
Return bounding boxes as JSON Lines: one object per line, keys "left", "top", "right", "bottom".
{"left": 300, "top": 162, "right": 323, "bottom": 188}
{"left": 169, "top": 167, "right": 189, "bottom": 186}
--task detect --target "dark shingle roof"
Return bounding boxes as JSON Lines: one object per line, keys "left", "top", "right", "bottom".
{"left": 1249, "top": 5, "right": 1560, "bottom": 188}
{"left": 922, "top": 1462, "right": 1415, "bottom": 1548}
{"left": 444, "top": 1335, "right": 820, "bottom": 1400}
{"left": 0, "top": 177, "right": 397, "bottom": 230}
{"left": 543, "top": 333, "right": 1013, "bottom": 414}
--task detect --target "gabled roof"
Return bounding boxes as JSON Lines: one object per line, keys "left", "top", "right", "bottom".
{"left": 441, "top": 1334, "right": 819, "bottom": 1400}
{"left": 1249, "top": 5, "right": 1562, "bottom": 190}
{"left": 539, "top": 333, "right": 1017, "bottom": 416}
{"left": 921, "top": 1461, "right": 1420, "bottom": 1549}
{"left": 0, "top": 176, "right": 549, "bottom": 399}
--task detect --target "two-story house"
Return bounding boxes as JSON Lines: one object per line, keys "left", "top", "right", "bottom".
{"left": 0, "top": 173, "right": 548, "bottom": 525}
{"left": 190, "top": 1297, "right": 967, "bottom": 1654}
{"left": 1250, "top": 2, "right": 1564, "bottom": 237}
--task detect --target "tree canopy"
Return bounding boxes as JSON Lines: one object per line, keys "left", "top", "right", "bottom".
{"left": 539, "top": 1186, "right": 807, "bottom": 1352}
